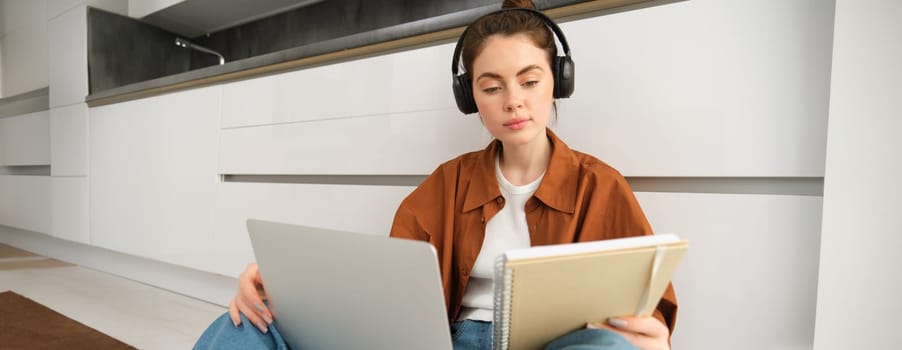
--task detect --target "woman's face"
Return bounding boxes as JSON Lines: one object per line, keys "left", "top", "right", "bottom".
{"left": 471, "top": 33, "right": 554, "bottom": 148}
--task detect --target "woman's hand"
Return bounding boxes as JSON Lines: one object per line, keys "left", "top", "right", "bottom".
{"left": 228, "top": 263, "right": 273, "bottom": 333}
{"left": 587, "top": 316, "right": 670, "bottom": 350}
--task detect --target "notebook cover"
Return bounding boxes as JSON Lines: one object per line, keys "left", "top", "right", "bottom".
{"left": 496, "top": 241, "right": 687, "bottom": 350}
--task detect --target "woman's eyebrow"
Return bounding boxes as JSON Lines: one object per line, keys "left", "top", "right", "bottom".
{"left": 516, "top": 65, "right": 543, "bottom": 76}
{"left": 475, "top": 65, "right": 544, "bottom": 82}
{"left": 476, "top": 72, "right": 503, "bottom": 82}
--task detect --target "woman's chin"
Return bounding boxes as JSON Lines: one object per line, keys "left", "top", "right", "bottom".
{"left": 495, "top": 128, "right": 545, "bottom": 147}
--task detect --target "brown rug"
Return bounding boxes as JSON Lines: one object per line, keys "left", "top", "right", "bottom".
{"left": 0, "top": 291, "right": 135, "bottom": 349}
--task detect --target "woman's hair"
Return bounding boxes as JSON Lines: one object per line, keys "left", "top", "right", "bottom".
{"left": 460, "top": 0, "right": 557, "bottom": 75}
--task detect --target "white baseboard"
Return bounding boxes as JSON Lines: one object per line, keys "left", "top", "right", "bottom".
{"left": 0, "top": 225, "right": 234, "bottom": 307}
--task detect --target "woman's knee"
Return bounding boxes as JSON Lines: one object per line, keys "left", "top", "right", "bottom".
{"left": 194, "top": 312, "right": 281, "bottom": 350}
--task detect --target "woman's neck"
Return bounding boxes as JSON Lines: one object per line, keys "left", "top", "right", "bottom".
{"left": 498, "top": 132, "right": 552, "bottom": 186}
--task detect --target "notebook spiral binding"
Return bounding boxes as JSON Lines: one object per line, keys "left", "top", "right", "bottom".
{"left": 493, "top": 254, "right": 513, "bottom": 350}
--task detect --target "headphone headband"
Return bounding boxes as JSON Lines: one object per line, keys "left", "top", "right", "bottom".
{"left": 451, "top": 8, "right": 571, "bottom": 75}
{"left": 450, "top": 7, "right": 575, "bottom": 114}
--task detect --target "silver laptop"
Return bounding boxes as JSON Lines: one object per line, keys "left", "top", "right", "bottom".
{"left": 246, "top": 219, "right": 453, "bottom": 350}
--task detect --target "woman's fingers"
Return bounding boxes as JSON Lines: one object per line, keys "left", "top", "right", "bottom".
{"left": 228, "top": 298, "right": 241, "bottom": 326}
{"left": 235, "top": 263, "right": 272, "bottom": 333}
{"left": 586, "top": 316, "right": 670, "bottom": 350}
{"left": 240, "top": 264, "right": 272, "bottom": 317}
{"left": 229, "top": 295, "right": 270, "bottom": 334}
{"left": 235, "top": 293, "right": 270, "bottom": 333}
{"left": 608, "top": 316, "right": 669, "bottom": 339}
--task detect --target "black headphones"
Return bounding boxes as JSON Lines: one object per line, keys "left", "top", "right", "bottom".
{"left": 451, "top": 8, "right": 575, "bottom": 115}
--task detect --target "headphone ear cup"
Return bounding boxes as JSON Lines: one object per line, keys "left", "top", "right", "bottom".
{"left": 452, "top": 73, "right": 478, "bottom": 114}
{"left": 552, "top": 55, "right": 575, "bottom": 99}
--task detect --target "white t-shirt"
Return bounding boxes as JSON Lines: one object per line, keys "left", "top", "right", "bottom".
{"left": 458, "top": 157, "right": 544, "bottom": 321}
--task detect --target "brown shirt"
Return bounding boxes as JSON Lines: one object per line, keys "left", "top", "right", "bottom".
{"left": 389, "top": 129, "right": 678, "bottom": 333}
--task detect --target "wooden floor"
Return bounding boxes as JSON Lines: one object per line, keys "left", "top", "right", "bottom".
{"left": 0, "top": 244, "right": 226, "bottom": 349}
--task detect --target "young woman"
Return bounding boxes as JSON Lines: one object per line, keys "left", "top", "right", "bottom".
{"left": 197, "top": 1, "right": 676, "bottom": 349}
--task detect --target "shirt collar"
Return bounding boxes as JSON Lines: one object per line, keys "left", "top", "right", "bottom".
{"left": 462, "top": 129, "right": 578, "bottom": 214}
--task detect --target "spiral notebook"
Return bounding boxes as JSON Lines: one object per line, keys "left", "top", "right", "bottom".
{"left": 492, "top": 234, "right": 688, "bottom": 350}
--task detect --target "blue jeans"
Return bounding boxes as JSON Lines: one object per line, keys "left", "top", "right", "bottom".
{"left": 450, "top": 320, "right": 638, "bottom": 350}
{"left": 194, "top": 312, "right": 289, "bottom": 350}
{"left": 194, "top": 313, "right": 637, "bottom": 350}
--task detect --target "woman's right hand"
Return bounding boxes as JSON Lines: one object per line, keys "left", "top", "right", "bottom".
{"left": 228, "top": 263, "right": 273, "bottom": 333}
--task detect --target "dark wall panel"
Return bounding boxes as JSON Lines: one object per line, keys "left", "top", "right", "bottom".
{"left": 185, "top": 0, "right": 497, "bottom": 68}
{"left": 88, "top": 8, "right": 191, "bottom": 94}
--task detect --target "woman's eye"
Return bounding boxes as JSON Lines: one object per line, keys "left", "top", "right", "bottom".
{"left": 482, "top": 87, "right": 501, "bottom": 94}
{"left": 523, "top": 80, "right": 539, "bottom": 88}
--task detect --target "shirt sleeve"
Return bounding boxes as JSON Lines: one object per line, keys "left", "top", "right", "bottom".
{"left": 389, "top": 165, "right": 447, "bottom": 243}
{"left": 389, "top": 202, "right": 430, "bottom": 242}
{"left": 600, "top": 174, "right": 654, "bottom": 238}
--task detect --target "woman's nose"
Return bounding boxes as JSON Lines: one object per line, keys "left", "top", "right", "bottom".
{"left": 504, "top": 91, "right": 524, "bottom": 111}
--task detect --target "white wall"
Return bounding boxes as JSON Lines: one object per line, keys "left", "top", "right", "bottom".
{"left": 0, "top": 38, "right": 3, "bottom": 96}
{"left": 128, "top": 0, "right": 183, "bottom": 18}
{"left": 0, "top": 0, "right": 48, "bottom": 97}
{"left": 47, "top": 0, "right": 127, "bottom": 19}
{"left": 0, "top": 0, "right": 126, "bottom": 98}
{"left": 814, "top": 1, "right": 902, "bottom": 349}
{"left": 0, "top": 0, "right": 3, "bottom": 96}
{"left": 642, "top": 193, "right": 822, "bottom": 348}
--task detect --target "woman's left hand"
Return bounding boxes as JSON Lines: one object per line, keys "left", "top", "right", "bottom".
{"left": 587, "top": 316, "right": 670, "bottom": 350}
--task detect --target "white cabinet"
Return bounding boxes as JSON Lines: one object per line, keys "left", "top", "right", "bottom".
{"left": 219, "top": 108, "right": 490, "bottom": 175}
{"left": 219, "top": 42, "right": 457, "bottom": 129}
{"left": 553, "top": 0, "right": 833, "bottom": 177}
{"left": 50, "top": 103, "right": 88, "bottom": 175}
{"left": 209, "top": 182, "right": 414, "bottom": 277}
{"left": 48, "top": 4, "right": 88, "bottom": 107}
{"left": 0, "top": 175, "right": 51, "bottom": 233}
{"left": 89, "top": 82, "right": 426, "bottom": 275}
{"left": 219, "top": 0, "right": 832, "bottom": 178}
{"left": 89, "top": 86, "right": 221, "bottom": 269}
{"left": 0, "top": 111, "right": 50, "bottom": 165}
{"left": 1, "top": 0, "right": 46, "bottom": 35}
{"left": 1, "top": 0, "right": 48, "bottom": 96}
{"left": 636, "top": 192, "right": 822, "bottom": 350}
{"left": 51, "top": 176, "right": 89, "bottom": 243}
{"left": 216, "top": 42, "right": 487, "bottom": 176}
{"left": 0, "top": 22, "right": 48, "bottom": 97}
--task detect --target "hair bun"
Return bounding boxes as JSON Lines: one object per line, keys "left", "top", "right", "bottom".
{"left": 501, "top": 0, "right": 537, "bottom": 10}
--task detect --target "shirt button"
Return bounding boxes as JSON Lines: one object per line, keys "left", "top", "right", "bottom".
{"left": 496, "top": 197, "right": 504, "bottom": 204}
{"left": 480, "top": 217, "right": 485, "bottom": 223}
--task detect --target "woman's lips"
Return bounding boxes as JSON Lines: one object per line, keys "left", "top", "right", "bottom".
{"left": 504, "top": 118, "right": 530, "bottom": 130}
